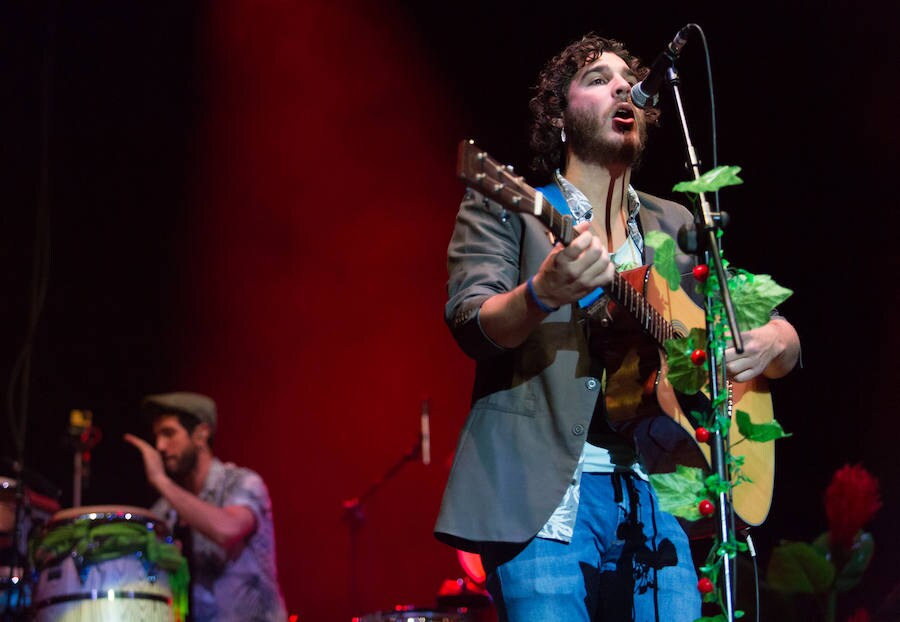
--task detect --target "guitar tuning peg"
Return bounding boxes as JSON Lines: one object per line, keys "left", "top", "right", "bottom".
{"left": 506, "top": 165, "right": 515, "bottom": 172}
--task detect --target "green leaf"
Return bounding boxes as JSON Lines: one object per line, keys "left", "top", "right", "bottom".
{"left": 828, "top": 531, "right": 874, "bottom": 593}
{"left": 664, "top": 328, "right": 708, "bottom": 394}
{"left": 726, "top": 270, "right": 793, "bottom": 331}
{"left": 704, "top": 474, "right": 732, "bottom": 496}
{"left": 649, "top": 465, "right": 706, "bottom": 521}
{"left": 645, "top": 230, "right": 680, "bottom": 291}
{"left": 735, "top": 411, "right": 791, "bottom": 442}
{"left": 767, "top": 541, "right": 835, "bottom": 595}
{"left": 673, "top": 165, "right": 744, "bottom": 194}
{"left": 811, "top": 531, "right": 830, "bottom": 557}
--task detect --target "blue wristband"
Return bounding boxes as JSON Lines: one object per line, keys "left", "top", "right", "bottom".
{"left": 526, "top": 276, "right": 560, "bottom": 313}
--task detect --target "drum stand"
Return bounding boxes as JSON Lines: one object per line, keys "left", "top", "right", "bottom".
{"left": 1, "top": 468, "right": 29, "bottom": 622}
{"left": 67, "top": 410, "right": 101, "bottom": 508}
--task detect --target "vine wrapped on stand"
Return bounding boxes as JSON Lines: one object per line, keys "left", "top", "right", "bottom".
{"left": 646, "top": 166, "right": 792, "bottom": 622}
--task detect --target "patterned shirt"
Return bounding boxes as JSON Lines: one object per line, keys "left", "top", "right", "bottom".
{"left": 153, "top": 458, "right": 287, "bottom": 622}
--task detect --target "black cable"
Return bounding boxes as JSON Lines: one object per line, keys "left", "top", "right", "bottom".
{"left": 6, "top": 0, "right": 54, "bottom": 466}
{"left": 683, "top": 23, "right": 719, "bottom": 213}
{"left": 743, "top": 530, "right": 761, "bottom": 622}
{"left": 2, "top": 1, "right": 55, "bottom": 617}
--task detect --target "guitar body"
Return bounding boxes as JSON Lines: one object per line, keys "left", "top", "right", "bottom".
{"left": 600, "top": 266, "right": 775, "bottom": 537}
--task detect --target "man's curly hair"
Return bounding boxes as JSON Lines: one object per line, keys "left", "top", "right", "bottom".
{"left": 529, "top": 33, "right": 660, "bottom": 182}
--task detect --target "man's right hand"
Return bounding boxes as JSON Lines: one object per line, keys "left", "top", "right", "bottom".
{"left": 124, "top": 433, "right": 170, "bottom": 492}
{"left": 530, "top": 222, "right": 615, "bottom": 309}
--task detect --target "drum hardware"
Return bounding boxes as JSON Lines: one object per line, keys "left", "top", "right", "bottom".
{"left": 1, "top": 473, "right": 60, "bottom": 619}
{"left": 66, "top": 409, "right": 102, "bottom": 508}
{"left": 355, "top": 605, "right": 472, "bottom": 622}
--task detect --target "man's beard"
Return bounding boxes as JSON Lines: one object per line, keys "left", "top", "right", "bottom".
{"left": 165, "top": 445, "right": 199, "bottom": 482}
{"left": 565, "top": 107, "right": 647, "bottom": 168}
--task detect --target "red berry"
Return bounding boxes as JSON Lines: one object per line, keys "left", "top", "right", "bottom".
{"left": 693, "top": 264, "right": 710, "bottom": 281}
{"left": 695, "top": 427, "right": 710, "bottom": 443}
{"left": 699, "top": 499, "right": 715, "bottom": 516}
{"left": 690, "top": 349, "right": 707, "bottom": 365}
{"left": 697, "top": 577, "right": 715, "bottom": 594}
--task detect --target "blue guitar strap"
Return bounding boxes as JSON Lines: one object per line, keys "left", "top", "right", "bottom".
{"left": 536, "top": 183, "right": 606, "bottom": 309}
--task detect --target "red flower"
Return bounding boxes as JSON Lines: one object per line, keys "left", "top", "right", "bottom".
{"left": 825, "top": 464, "right": 882, "bottom": 551}
{"left": 846, "top": 608, "right": 870, "bottom": 622}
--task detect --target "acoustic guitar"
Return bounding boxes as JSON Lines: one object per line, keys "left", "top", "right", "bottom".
{"left": 456, "top": 139, "right": 775, "bottom": 535}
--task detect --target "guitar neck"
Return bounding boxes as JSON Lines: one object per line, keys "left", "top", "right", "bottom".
{"left": 529, "top": 191, "right": 675, "bottom": 348}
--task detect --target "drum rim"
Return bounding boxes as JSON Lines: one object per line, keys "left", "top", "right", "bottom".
{"left": 46, "top": 505, "right": 169, "bottom": 537}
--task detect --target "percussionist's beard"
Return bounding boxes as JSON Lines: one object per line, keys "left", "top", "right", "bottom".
{"left": 565, "top": 107, "right": 647, "bottom": 168}
{"left": 165, "top": 444, "right": 199, "bottom": 482}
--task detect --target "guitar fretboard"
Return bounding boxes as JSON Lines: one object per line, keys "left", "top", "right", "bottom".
{"left": 607, "top": 273, "right": 674, "bottom": 347}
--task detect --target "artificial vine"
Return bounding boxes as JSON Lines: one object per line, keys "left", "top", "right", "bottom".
{"left": 646, "top": 166, "right": 792, "bottom": 621}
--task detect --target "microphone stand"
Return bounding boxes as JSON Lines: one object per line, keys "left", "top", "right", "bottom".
{"left": 340, "top": 437, "right": 423, "bottom": 616}
{"left": 666, "top": 64, "right": 743, "bottom": 622}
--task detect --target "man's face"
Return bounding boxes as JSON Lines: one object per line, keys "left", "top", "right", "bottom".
{"left": 153, "top": 414, "right": 200, "bottom": 481}
{"left": 564, "top": 52, "right": 648, "bottom": 167}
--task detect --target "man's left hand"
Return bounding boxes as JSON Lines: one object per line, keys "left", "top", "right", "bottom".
{"left": 725, "top": 322, "right": 787, "bottom": 382}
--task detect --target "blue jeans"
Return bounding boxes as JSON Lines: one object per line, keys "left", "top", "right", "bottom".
{"left": 481, "top": 473, "right": 700, "bottom": 622}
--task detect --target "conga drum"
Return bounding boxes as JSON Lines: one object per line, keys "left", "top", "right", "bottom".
{"left": 31, "top": 505, "right": 188, "bottom": 622}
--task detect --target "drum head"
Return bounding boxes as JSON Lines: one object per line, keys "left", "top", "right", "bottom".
{"left": 49, "top": 505, "right": 168, "bottom": 537}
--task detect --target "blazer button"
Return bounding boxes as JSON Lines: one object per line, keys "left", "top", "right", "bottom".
{"left": 585, "top": 378, "right": 599, "bottom": 391}
{"left": 572, "top": 424, "right": 585, "bottom": 436}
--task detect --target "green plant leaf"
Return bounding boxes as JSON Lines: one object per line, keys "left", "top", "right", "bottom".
{"left": 673, "top": 165, "right": 744, "bottom": 194}
{"left": 664, "top": 328, "right": 708, "bottom": 394}
{"left": 735, "top": 411, "right": 791, "bottom": 442}
{"left": 645, "top": 231, "right": 680, "bottom": 291}
{"left": 811, "top": 531, "right": 829, "bottom": 557}
{"left": 649, "top": 465, "right": 706, "bottom": 521}
{"left": 811, "top": 531, "right": 875, "bottom": 593}
{"left": 767, "top": 541, "right": 835, "bottom": 595}
{"left": 726, "top": 271, "right": 793, "bottom": 331}
{"left": 704, "top": 473, "right": 732, "bottom": 496}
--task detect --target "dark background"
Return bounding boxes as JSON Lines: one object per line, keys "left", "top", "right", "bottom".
{"left": 1, "top": 1, "right": 898, "bottom": 620}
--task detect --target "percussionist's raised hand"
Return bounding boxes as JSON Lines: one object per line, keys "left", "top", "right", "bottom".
{"left": 530, "top": 222, "right": 614, "bottom": 309}
{"left": 124, "top": 433, "right": 168, "bottom": 490}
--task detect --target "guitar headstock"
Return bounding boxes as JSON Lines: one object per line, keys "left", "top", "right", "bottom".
{"left": 456, "top": 139, "right": 573, "bottom": 244}
{"left": 456, "top": 140, "right": 537, "bottom": 215}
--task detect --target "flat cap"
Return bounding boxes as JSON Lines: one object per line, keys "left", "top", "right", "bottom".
{"left": 141, "top": 392, "right": 217, "bottom": 434}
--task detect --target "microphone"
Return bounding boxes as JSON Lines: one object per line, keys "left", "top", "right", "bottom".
{"left": 630, "top": 26, "right": 691, "bottom": 109}
{"left": 420, "top": 398, "right": 431, "bottom": 466}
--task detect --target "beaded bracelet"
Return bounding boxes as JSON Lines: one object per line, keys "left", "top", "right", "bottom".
{"left": 526, "top": 276, "right": 560, "bottom": 313}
